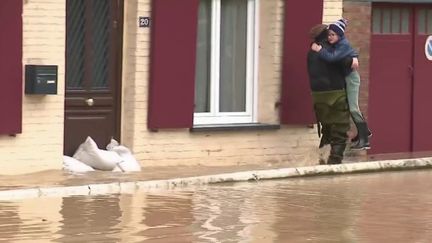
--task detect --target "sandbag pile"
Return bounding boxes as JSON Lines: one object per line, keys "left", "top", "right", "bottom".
{"left": 63, "top": 136, "right": 141, "bottom": 173}
{"left": 63, "top": 155, "right": 95, "bottom": 173}
{"left": 106, "top": 138, "right": 142, "bottom": 172}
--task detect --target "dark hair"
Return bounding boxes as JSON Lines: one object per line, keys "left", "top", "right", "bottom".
{"left": 309, "top": 24, "right": 328, "bottom": 39}
{"left": 315, "top": 29, "right": 328, "bottom": 43}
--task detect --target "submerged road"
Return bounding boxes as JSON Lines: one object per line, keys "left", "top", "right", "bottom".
{"left": 0, "top": 169, "right": 431, "bottom": 242}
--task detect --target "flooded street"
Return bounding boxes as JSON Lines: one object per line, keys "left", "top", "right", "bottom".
{"left": 0, "top": 170, "right": 431, "bottom": 242}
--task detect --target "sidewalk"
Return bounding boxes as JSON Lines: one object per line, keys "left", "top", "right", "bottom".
{"left": 0, "top": 156, "right": 431, "bottom": 200}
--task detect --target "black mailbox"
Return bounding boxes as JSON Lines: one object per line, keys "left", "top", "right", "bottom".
{"left": 25, "top": 65, "right": 58, "bottom": 95}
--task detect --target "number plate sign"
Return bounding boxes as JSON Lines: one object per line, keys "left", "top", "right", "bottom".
{"left": 139, "top": 17, "right": 151, "bottom": 28}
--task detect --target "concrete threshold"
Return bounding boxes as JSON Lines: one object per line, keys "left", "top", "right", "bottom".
{"left": 0, "top": 157, "right": 431, "bottom": 201}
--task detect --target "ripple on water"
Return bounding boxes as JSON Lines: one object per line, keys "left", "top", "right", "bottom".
{"left": 0, "top": 170, "right": 431, "bottom": 242}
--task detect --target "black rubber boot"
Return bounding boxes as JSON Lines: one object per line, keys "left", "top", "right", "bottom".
{"left": 328, "top": 155, "right": 342, "bottom": 164}
{"left": 319, "top": 157, "right": 327, "bottom": 165}
{"left": 319, "top": 124, "right": 331, "bottom": 148}
{"left": 351, "top": 125, "right": 372, "bottom": 143}
{"left": 327, "top": 144, "right": 346, "bottom": 164}
{"left": 319, "top": 135, "right": 330, "bottom": 148}
{"left": 351, "top": 122, "right": 370, "bottom": 150}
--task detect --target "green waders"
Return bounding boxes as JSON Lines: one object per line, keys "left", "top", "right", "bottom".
{"left": 312, "top": 90, "right": 350, "bottom": 164}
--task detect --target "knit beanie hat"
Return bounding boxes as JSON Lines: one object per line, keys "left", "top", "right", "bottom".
{"left": 328, "top": 18, "right": 347, "bottom": 37}
{"left": 309, "top": 24, "right": 328, "bottom": 39}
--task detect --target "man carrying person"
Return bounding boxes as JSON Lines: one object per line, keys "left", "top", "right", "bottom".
{"left": 306, "top": 24, "right": 355, "bottom": 164}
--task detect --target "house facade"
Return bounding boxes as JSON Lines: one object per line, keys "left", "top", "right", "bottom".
{"left": 6, "top": 0, "right": 431, "bottom": 175}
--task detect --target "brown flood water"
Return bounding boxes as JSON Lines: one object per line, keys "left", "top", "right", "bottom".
{"left": 0, "top": 170, "right": 431, "bottom": 242}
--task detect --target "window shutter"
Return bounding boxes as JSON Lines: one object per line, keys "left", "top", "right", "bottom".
{"left": 148, "top": 0, "right": 199, "bottom": 130}
{"left": 281, "top": 0, "right": 323, "bottom": 124}
{"left": 0, "top": 0, "right": 23, "bottom": 134}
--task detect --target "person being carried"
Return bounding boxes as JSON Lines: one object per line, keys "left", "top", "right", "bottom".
{"left": 307, "top": 24, "right": 353, "bottom": 164}
{"left": 311, "top": 18, "right": 372, "bottom": 150}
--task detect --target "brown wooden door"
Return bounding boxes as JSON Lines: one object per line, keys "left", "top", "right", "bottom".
{"left": 64, "top": 0, "right": 123, "bottom": 155}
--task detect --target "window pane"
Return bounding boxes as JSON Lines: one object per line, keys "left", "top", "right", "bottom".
{"left": 401, "top": 8, "right": 410, "bottom": 33}
{"left": 66, "top": 0, "right": 85, "bottom": 88}
{"left": 195, "top": 0, "right": 212, "bottom": 112}
{"left": 391, "top": 8, "right": 401, "bottom": 33}
{"left": 66, "top": 0, "right": 112, "bottom": 89}
{"left": 372, "top": 8, "right": 381, "bottom": 33}
{"left": 382, "top": 9, "right": 391, "bottom": 33}
{"left": 418, "top": 9, "right": 426, "bottom": 34}
{"left": 219, "top": 0, "right": 248, "bottom": 112}
{"left": 427, "top": 9, "right": 432, "bottom": 34}
{"left": 91, "top": 0, "right": 111, "bottom": 89}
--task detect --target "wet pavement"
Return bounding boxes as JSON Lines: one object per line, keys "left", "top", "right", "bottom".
{"left": 0, "top": 163, "right": 284, "bottom": 191}
{"left": 0, "top": 170, "right": 431, "bottom": 242}
{"left": 2, "top": 150, "right": 432, "bottom": 192}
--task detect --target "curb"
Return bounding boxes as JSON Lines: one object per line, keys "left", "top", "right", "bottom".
{"left": 0, "top": 157, "right": 431, "bottom": 200}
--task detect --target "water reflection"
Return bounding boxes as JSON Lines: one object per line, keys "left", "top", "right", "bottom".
{"left": 0, "top": 170, "right": 431, "bottom": 242}
{"left": 0, "top": 203, "right": 22, "bottom": 240}
{"left": 55, "top": 195, "right": 122, "bottom": 242}
{"left": 275, "top": 177, "right": 364, "bottom": 242}
{"left": 139, "top": 192, "right": 196, "bottom": 242}
{"left": 192, "top": 188, "right": 259, "bottom": 243}
{"left": 0, "top": 198, "right": 61, "bottom": 242}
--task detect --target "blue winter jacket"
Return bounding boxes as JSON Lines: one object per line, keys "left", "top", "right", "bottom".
{"left": 318, "top": 37, "right": 358, "bottom": 75}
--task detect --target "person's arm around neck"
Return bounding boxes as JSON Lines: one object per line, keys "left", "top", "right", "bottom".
{"left": 318, "top": 42, "right": 353, "bottom": 63}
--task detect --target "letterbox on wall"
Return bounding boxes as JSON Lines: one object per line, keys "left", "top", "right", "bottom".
{"left": 25, "top": 65, "right": 58, "bottom": 95}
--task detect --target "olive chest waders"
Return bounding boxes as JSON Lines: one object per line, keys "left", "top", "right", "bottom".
{"left": 312, "top": 90, "right": 350, "bottom": 164}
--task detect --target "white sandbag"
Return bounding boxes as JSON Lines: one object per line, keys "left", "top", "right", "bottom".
{"left": 107, "top": 139, "right": 141, "bottom": 172}
{"left": 106, "top": 138, "right": 120, "bottom": 151}
{"left": 63, "top": 156, "right": 95, "bottom": 173}
{"left": 112, "top": 146, "right": 142, "bottom": 172}
{"left": 73, "top": 136, "right": 123, "bottom": 171}
{"left": 112, "top": 165, "right": 123, "bottom": 172}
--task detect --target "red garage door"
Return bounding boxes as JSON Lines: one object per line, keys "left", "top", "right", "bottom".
{"left": 369, "top": 4, "right": 432, "bottom": 154}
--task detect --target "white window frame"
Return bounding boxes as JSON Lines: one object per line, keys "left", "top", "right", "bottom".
{"left": 194, "top": 0, "right": 259, "bottom": 125}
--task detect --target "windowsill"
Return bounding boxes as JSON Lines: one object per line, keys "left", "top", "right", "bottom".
{"left": 190, "top": 123, "right": 280, "bottom": 132}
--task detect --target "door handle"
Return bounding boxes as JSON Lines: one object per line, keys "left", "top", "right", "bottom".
{"left": 85, "top": 98, "right": 94, "bottom": 106}
{"left": 408, "top": 66, "right": 414, "bottom": 78}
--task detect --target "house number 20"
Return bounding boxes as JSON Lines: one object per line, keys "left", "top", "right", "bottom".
{"left": 139, "top": 17, "right": 151, "bottom": 28}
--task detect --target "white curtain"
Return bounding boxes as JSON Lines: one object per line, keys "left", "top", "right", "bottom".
{"left": 195, "top": 0, "right": 212, "bottom": 112}
{"left": 220, "top": 0, "right": 248, "bottom": 112}
{"left": 195, "top": 0, "right": 248, "bottom": 113}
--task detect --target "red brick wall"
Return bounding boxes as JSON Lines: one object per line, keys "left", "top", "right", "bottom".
{"left": 343, "top": 1, "right": 372, "bottom": 118}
